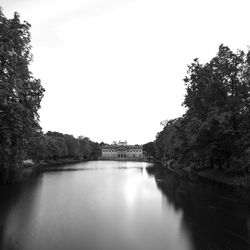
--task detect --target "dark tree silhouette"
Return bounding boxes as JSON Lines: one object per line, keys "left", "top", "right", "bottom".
{"left": 0, "top": 9, "right": 45, "bottom": 183}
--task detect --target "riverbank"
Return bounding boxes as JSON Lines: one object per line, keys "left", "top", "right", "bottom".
{"left": 153, "top": 160, "right": 250, "bottom": 190}
{"left": 22, "top": 158, "right": 150, "bottom": 180}
{"left": 190, "top": 168, "right": 250, "bottom": 189}
{"left": 22, "top": 158, "right": 89, "bottom": 179}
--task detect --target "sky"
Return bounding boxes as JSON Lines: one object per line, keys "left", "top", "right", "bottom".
{"left": 2, "top": 0, "right": 250, "bottom": 145}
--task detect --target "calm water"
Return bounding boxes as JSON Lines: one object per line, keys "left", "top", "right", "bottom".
{"left": 0, "top": 161, "right": 249, "bottom": 250}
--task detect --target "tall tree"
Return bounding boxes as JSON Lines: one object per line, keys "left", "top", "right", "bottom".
{"left": 0, "top": 9, "right": 44, "bottom": 183}
{"left": 182, "top": 45, "right": 250, "bottom": 170}
{"left": 154, "top": 45, "right": 250, "bottom": 172}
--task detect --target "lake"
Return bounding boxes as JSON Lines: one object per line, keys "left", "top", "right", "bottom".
{"left": 0, "top": 161, "right": 249, "bottom": 250}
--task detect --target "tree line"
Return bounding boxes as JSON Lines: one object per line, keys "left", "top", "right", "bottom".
{"left": 27, "top": 132, "right": 101, "bottom": 162}
{"left": 145, "top": 45, "right": 250, "bottom": 173}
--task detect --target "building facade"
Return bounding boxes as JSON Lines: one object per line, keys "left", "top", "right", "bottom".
{"left": 101, "top": 141, "right": 143, "bottom": 159}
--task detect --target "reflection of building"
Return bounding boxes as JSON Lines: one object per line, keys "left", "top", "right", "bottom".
{"left": 101, "top": 141, "right": 143, "bottom": 160}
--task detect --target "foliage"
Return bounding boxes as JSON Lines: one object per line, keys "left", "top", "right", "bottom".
{"left": 155, "top": 118, "right": 184, "bottom": 160}
{"left": 0, "top": 9, "right": 45, "bottom": 182}
{"left": 155, "top": 45, "right": 250, "bottom": 172}
{"left": 27, "top": 132, "right": 102, "bottom": 162}
{"left": 143, "top": 142, "right": 155, "bottom": 157}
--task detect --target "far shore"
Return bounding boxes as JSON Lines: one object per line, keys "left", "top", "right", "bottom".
{"left": 23, "top": 158, "right": 250, "bottom": 191}
{"left": 22, "top": 158, "right": 151, "bottom": 178}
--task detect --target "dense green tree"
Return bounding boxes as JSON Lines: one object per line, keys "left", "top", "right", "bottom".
{"left": 183, "top": 45, "right": 250, "bottom": 170}
{"left": 77, "top": 136, "right": 101, "bottom": 160}
{"left": 78, "top": 136, "right": 92, "bottom": 160}
{"left": 0, "top": 10, "right": 44, "bottom": 183}
{"left": 155, "top": 45, "right": 250, "bottom": 173}
{"left": 27, "top": 134, "right": 48, "bottom": 161}
{"left": 90, "top": 142, "right": 102, "bottom": 160}
{"left": 64, "top": 134, "right": 80, "bottom": 159}
{"left": 26, "top": 132, "right": 102, "bottom": 162}
{"left": 155, "top": 118, "right": 184, "bottom": 161}
{"left": 143, "top": 142, "right": 155, "bottom": 158}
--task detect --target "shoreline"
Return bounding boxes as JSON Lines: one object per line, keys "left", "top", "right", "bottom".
{"left": 154, "top": 161, "right": 250, "bottom": 190}
{"left": 99, "top": 157, "right": 148, "bottom": 162}
{"left": 22, "top": 158, "right": 89, "bottom": 178}
{"left": 24, "top": 158, "right": 250, "bottom": 190}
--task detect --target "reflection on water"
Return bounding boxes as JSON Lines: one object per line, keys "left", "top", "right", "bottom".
{"left": 0, "top": 161, "right": 249, "bottom": 250}
{"left": 147, "top": 167, "right": 250, "bottom": 250}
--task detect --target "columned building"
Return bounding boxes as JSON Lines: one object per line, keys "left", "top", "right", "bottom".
{"left": 101, "top": 141, "right": 143, "bottom": 160}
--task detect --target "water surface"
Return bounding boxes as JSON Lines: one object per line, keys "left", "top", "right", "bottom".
{"left": 0, "top": 161, "right": 249, "bottom": 250}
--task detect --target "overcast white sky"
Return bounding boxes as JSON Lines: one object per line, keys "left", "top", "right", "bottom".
{"left": 2, "top": 0, "right": 250, "bottom": 144}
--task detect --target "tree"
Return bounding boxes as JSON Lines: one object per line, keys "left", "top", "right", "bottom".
{"left": 90, "top": 142, "right": 102, "bottom": 160}
{"left": 27, "top": 134, "right": 48, "bottom": 161}
{"left": 154, "top": 45, "right": 250, "bottom": 172}
{"left": 143, "top": 142, "right": 155, "bottom": 157}
{"left": 63, "top": 134, "right": 80, "bottom": 159}
{"left": 154, "top": 118, "right": 184, "bottom": 161}
{"left": 0, "top": 9, "right": 44, "bottom": 183}
{"left": 182, "top": 44, "right": 250, "bottom": 170}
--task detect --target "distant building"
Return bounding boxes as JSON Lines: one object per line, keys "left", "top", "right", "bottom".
{"left": 101, "top": 140, "right": 143, "bottom": 159}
